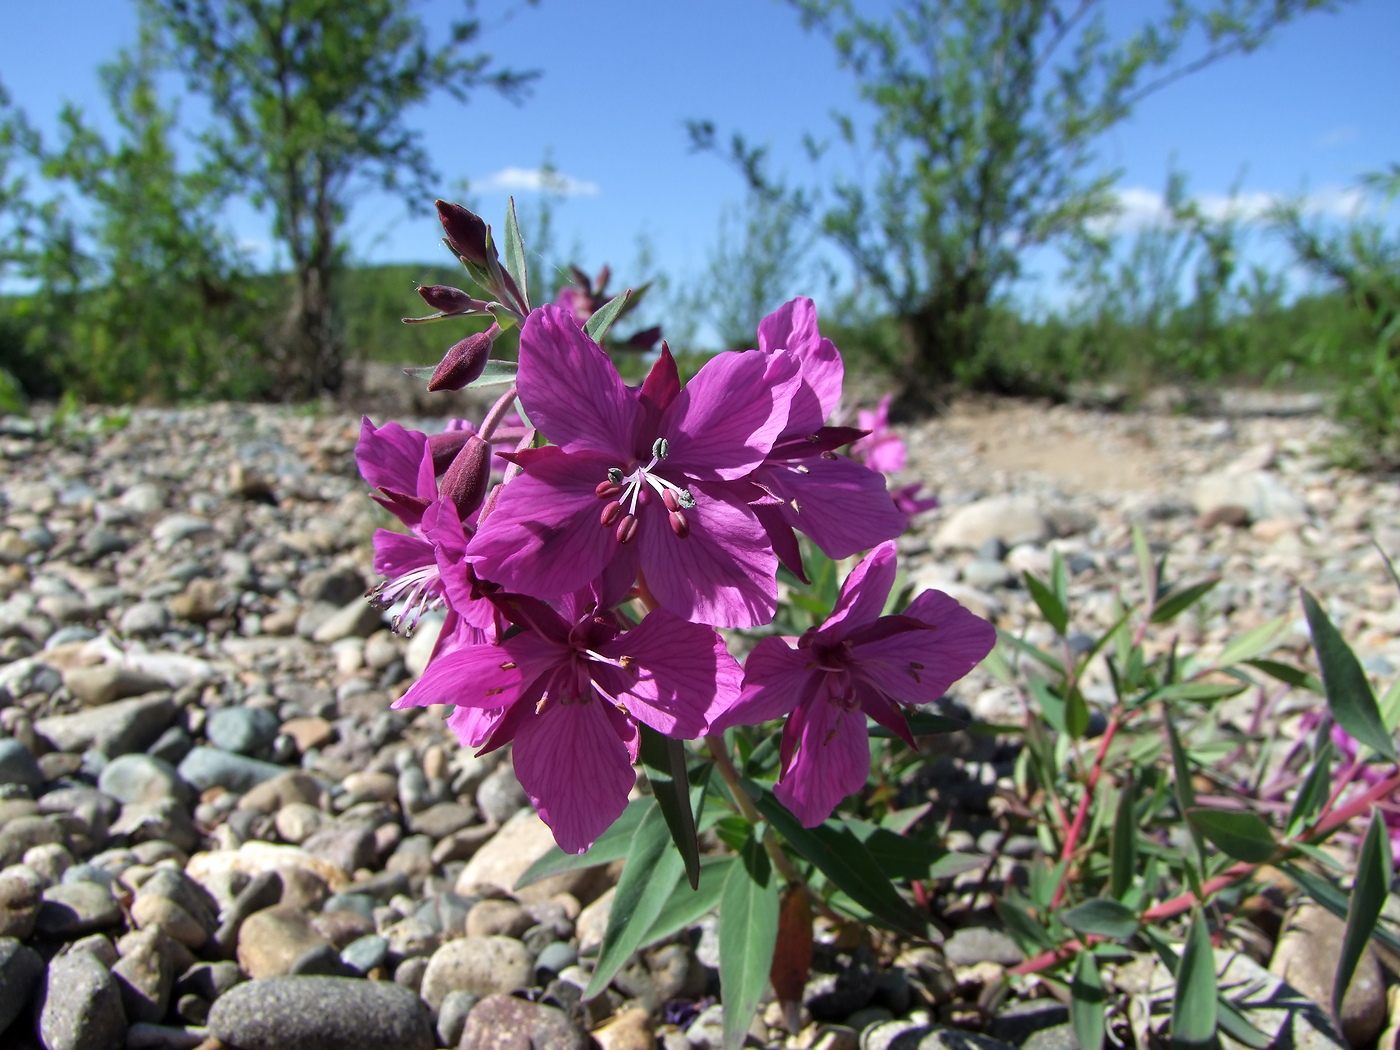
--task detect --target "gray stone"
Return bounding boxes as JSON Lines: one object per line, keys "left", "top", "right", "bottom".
{"left": 1192, "top": 470, "right": 1308, "bottom": 524}
{"left": 0, "top": 816, "right": 64, "bottom": 867}
{"left": 0, "top": 864, "right": 44, "bottom": 939}
{"left": 419, "top": 935, "right": 535, "bottom": 1010}
{"left": 0, "top": 740, "right": 43, "bottom": 794}
{"left": 989, "top": 999, "right": 1070, "bottom": 1046}
{"left": 177, "top": 746, "right": 284, "bottom": 793}
{"left": 943, "top": 927, "right": 1025, "bottom": 967}
{"left": 63, "top": 664, "right": 168, "bottom": 707}
{"left": 0, "top": 936, "right": 43, "bottom": 1033}
{"left": 119, "top": 602, "right": 170, "bottom": 636}
{"left": 535, "top": 940, "right": 578, "bottom": 978}
{"left": 861, "top": 1023, "right": 1015, "bottom": 1050}
{"left": 311, "top": 599, "right": 383, "bottom": 644}
{"left": 408, "top": 800, "right": 477, "bottom": 839}
{"left": 111, "top": 926, "right": 177, "bottom": 1024}
{"left": 97, "top": 753, "right": 183, "bottom": 804}
{"left": 205, "top": 707, "right": 280, "bottom": 756}
{"left": 934, "top": 497, "right": 1050, "bottom": 551}
{"left": 459, "top": 993, "right": 590, "bottom": 1050}
{"left": 146, "top": 727, "right": 193, "bottom": 766}
{"left": 805, "top": 943, "right": 881, "bottom": 1021}
{"left": 298, "top": 567, "right": 366, "bottom": 607}
{"left": 152, "top": 514, "right": 211, "bottom": 549}
{"left": 960, "top": 559, "right": 1013, "bottom": 590}
{"left": 37, "top": 950, "right": 128, "bottom": 1050}
{"left": 34, "top": 693, "right": 177, "bottom": 757}
{"left": 35, "top": 881, "right": 123, "bottom": 938}
{"left": 437, "top": 989, "right": 478, "bottom": 1048}
{"left": 0, "top": 658, "right": 62, "bottom": 703}
{"left": 207, "top": 975, "right": 434, "bottom": 1050}
{"left": 476, "top": 763, "right": 529, "bottom": 825}
{"left": 1271, "top": 904, "right": 1385, "bottom": 1047}
{"left": 302, "top": 824, "right": 377, "bottom": 875}
{"left": 339, "top": 933, "right": 388, "bottom": 975}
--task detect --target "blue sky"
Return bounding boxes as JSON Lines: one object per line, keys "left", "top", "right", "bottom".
{"left": 2, "top": 0, "right": 1397, "bottom": 326}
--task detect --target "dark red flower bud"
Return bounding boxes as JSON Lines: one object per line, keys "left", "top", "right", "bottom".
{"left": 439, "top": 435, "right": 492, "bottom": 519}
{"left": 417, "top": 284, "right": 474, "bottom": 315}
{"left": 428, "top": 330, "right": 493, "bottom": 391}
{"left": 436, "top": 200, "right": 491, "bottom": 267}
{"left": 427, "top": 429, "right": 472, "bottom": 474}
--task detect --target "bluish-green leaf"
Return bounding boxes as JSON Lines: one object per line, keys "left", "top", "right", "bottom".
{"left": 585, "top": 803, "right": 685, "bottom": 998}
{"left": 1029, "top": 677, "right": 1087, "bottom": 738}
{"left": 1286, "top": 737, "right": 1333, "bottom": 837}
{"left": 1186, "top": 808, "right": 1276, "bottom": 864}
{"left": 1151, "top": 577, "right": 1220, "bottom": 624}
{"left": 1172, "top": 908, "right": 1218, "bottom": 1049}
{"left": 1281, "top": 862, "right": 1400, "bottom": 957}
{"left": 1335, "top": 809, "right": 1393, "bottom": 1019}
{"left": 643, "top": 856, "right": 735, "bottom": 948}
{"left": 638, "top": 725, "right": 703, "bottom": 890}
{"left": 995, "top": 897, "right": 1056, "bottom": 952}
{"left": 583, "top": 289, "right": 633, "bottom": 343}
{"left": 1303, "top": 588, "right": 1396, "bottom": 760}
{"left": 1216, "top": 616, "right": 1287, "bottom": 668}
{"left": 515, "top": 797, "right": 651, "bottom": 889}
{"left": 1024, "top": 570, "right": 1069, "bottom": 636}
{"left": 403, "top": 357, "right": 518, "bottom": 386}
{"left": 869, "top": 710, "right": 966, "bottom": 737}
{"left": 1110, "top": 773, "right": 1137, "bottom": 900}
{"left": 501, "top": 196, "right": 529, "bottom": 310}
{"left": 1245, "top": 657, "right": 1321, "bottom": 692}
{"left": 1071, "top": 951, "right": 1105, "bottom": 1050}
{"left": 1059, "top": 897, "right": 1139, "bottom": 940}
{"left": 719, "top": 836, "right": 779, "bottom": 1050}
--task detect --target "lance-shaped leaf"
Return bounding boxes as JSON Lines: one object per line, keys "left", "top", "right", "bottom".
{"left": 639, "top": 724, "right": 703, "bottom": 889}
{"left": 1303, "top": 588, "right": 1396, "bottom": 760}
{"left": 1286, "top": 736, "right": 1333, "bottom": 837}
{"left": 1335, "top": 809, "right": 1393, "bottom": 1020}
{"left": 1110, "top": 773, "right": 1137, "bottom": 900}
{"left": 1216, "top": 615, "right": 1287, "bottom": 667}
{"left": 1186, "top": 808, "right": 1277, "bottom": 864}
{"left": 1024, "top": 569, "right": 1069, "bottom": 636}
{"left": 642, "top": 856, "right": 734, "bottom": 948}
{"left": 1060, "top": 897, "right": 1139, "bottom": 940}
{"left": 585, "top": 803, "right": 685, "bottom": 999}
{"left": 1172, "top": 908, "right": 1218, "bottom": 1050}
{"left": 1151, "top": 577, "right": 1220, "bottom": 623}
{"left": 501, "top": 196, "right": 529, "bottom": 311}
{"left": 516, "top": 797, "right": 651, "bottom": 889}
{"left": 584, "top": 289, "right": 635, "bottom": 343}
{"left": 1071, "top": 951, "right": 1105, "bottom": 1050}
{"left": 720, "top": 835, "right": 779, "bottom": 1050}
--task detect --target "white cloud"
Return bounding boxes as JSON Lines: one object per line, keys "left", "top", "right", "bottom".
{"left": 1091, "top": 184, "right": 1367, "bottom": 234}
{"left": 474, "top": 166, "right": 600, "bottom": 198}
{"left": 1314, "top": 124, "right": 1358, "bottom": 149}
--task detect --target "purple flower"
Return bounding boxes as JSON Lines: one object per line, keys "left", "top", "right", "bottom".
{"left": 890, "top": 482, "right": 940, "bottom": 517}
{"left": 852, "top": 395, "right": 906, "bottom": 475}
{"left": 714, "top": 541, "right": 995, "bottom": 826}
{"left": 467, "top": 305, "right": 802, "bottom": 628}
{"left": 395, "top": 588, "right": 742, "bottom": 852}
{"left": 749, "top": 299, "right": 908, "bottom": 575}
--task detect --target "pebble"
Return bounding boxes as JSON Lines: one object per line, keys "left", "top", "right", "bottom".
{"left": 35, "top": 881, "right": 124, "bottom": 938}
{"left": 34, "top": 692, "right": 177, "bottom": 757}
{"left": 207, "top": 974, "right": 434, "bottom": 1050}
{"left": 63, "top": 664, "right": 168, "bottom": 707}
{"left": 177, "top": 746, "right": 285, "bottom": 792}
{"left": 459, "top": 992, "right": 591, "bottom": 1050}
{"left": 237, "top": 906, "right": 330, "bottom": 978}
{"left": 0, "top": 738, "right": 43, "bottom": 794}
{"left": 37, "top": 949, "right": 128, "bottom": 1050}
{"left": 0, "top": 935, "right": 44, "bottom": 1033}
{"left": 205, "top": 706, "right": 280, "bottom": 755}
{"left": 97, "top": 753, "right": 183, "bottom": 804}
{"left": 1271, "top": 903, "right": 1386, "bottom": 1047}
{"left": 418, "top": 934, "right": 535, "bottom": 1010}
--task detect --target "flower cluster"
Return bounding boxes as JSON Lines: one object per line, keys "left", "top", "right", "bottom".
{"left": 356, "top": 202, "right": 995, "bottom": 852}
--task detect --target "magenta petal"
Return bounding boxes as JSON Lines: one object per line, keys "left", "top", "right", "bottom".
{"left": 517, "top": 305, "right": 641, "bottom": 460}
{"left": 372, "top": 529, "right": 434, "bottom": 579}
{"left": 823, "top": 541, "right": 899, "bottom": 633}
{"left": 752, "top": 502, "right": 808, "bottom": 583}
{"left": 467, "top": 447, "right": 619, "bottom": 601}
{"left": 446, "top": 705, "right": 504, "bottom": 749}
{"left": 598, "top": 611, "right": 742, "bottom": 736}
{"left": 391, "top": 642, "right": 527, "bottom": 710}
{"left": 758, "top": 298, "right": 844, "bottom": 430}
{"left": 774, "top": 700, "right": 870, "bottom": 827}
{"left": 709, "top": 635, "right": 814, "bottom": 731}
{"left": 851, "top": 593, "right": 996, "bottom": 703}
{"left": 638, "top": 481, "right": 778, "bottom": 629}
{"left": 663, "top": 350, "right": 801, "bottom": 481}
{"left": 764, "top": 457, "right": 907, "bottom": 561}
{"left": 512, "top": 700, "right": 636, "bottom": 854}
{"left": 357, "top": 417, "right": 428, "bottom": 494}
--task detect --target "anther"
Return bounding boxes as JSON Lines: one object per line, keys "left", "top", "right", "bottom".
{"left": 600, "top": 501, "right": 622, "bottom": 527}
{"left": 616, "top": 514, "right": 639, "bottom": 544}
{"left": 652, "top": 437, "right": 669, "bottom": 459}
{"left": 608, "top": 467, "right": 624, "bottom": 484}
{"left": 669, "top": 510, "right": 690, "bottom": 539}
{"left": 662, "top": 489, "right": 680, "bottom": 512}
{"left": 677, "top": 490, "right": 696, "bottom": 509}
{"left": 499, "top": 661, "right": 517, "bottom": 670}
{"left": 596, "top": 480, "right": 622, "bottom": 499}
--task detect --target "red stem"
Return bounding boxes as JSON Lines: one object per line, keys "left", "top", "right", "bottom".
{"left": 1048, "top": 712, "right": 1123, "bottom": 909}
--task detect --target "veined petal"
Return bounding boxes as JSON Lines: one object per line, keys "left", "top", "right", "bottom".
{"left": 513, "top": 699, "right": 637, "bottom": 854}
{"left": 356, "top": 417, "right": 428, "bottom": 495}
{"left": 709, "top": 635, "right": 814, "bottom": 731}
{"left": 851, "top": 592, "right": 996, "bottom": 704}
{"left": 372, "top": 529, "right": 435, "bottom": 580}
{"left": 467, "top": 447, "right": 620, "bottom": 602}
{"left": 446, "top": 704, "right": 505, "bottom": 749}
{"left": 391, "top": 641, "right": 530, "bottom": 710}
{"left": 758, "top": 298, "right": 844, "bottom": 430}
{"left": 763, "top": 456, "right": 908, "bottom": 561}
{"left": 774, "top": 699, "right": 870, "bottom": 827}
{"left": 517, "top": 305, "right": 641, "bottom": 460}
{"left": 638, "top": 481, "right": 778, "bottom": 629}
{"left": 822, "top": 541, "right": 899, "bottom": 635}
{"left": 597, "top": 611, "right": 742, "bottom": 736}
{"left": 663, "top": 350, "right": 801, "bottom": 481}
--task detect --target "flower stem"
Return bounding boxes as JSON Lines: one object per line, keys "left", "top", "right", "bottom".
{"left": 704, "top": 732, "right": 809, "bottom": 893}
{"left": 478, "top": 383, "right": 518, "bottom": 442}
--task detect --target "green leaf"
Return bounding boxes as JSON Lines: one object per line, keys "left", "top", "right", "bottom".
{"left": 402, "top": 358, "right": 518, "bottom": 386}
{"left": 879, "top": 804, "right": 931, "bottom": 834}
{"left": 1285, "top": 736, "right": 1333, "bottom": 837}
{"left": 1070, "top": 951, "right": 1105, "bottom": 1050}
{"left": 1059, "top": 897, "right": 1139, "bottom": 940}
{"left": 583, "top": 288, "right": 634, "bottom": 343}
{"left": 1165, "top": 716, "right": 1206, "bottom": 873}
{"left": 997, "top": 632, "right": 1066, "bottom": 676}
{"left": 1380, "top": 678, "right": 1400, "bottom": 733}
{"left": 1303, "top": 588, "right": 1396, "bottom": 760}
{"left": 1024, "top": 570, "right": 1069, "bottom": 636}
{"left": 1216, "top": 993, "right": 1274, "bottom": 1050}
{"left": 1029, "top": 677, "right": 1087, "bottom": 738}
{"left": 1172, "top": 908, "right": 1218, "bottom": 1050}
{"left": 1133, "top": 524, "right": 1156, "bottom": 603}
{"left": 515, "top": 797, "right": 651, "bottom": 889}
{"left": 585, "top": 803, "right": 685, "bottom": 998}
{"left": 1244, "top": 657, "right": 1321, "bottom": 692}
{"left": 842, "top": 818, "right": 980, "bottom": 882}
{"left": 1110, "top": 773, "right": 1137, "bottom": 900}
{"left": 1215, "top": 616, "right": 1288, "bottom": 667}
{"left": 643, "top": 856, "right": 735, "bottom": 948}
{"left": 719, "top": 835, "right": 779, "bottom": 1050}
{"left": 1186, "top": 808, "right": 1277, "bottom": 864}
{"left": 868, "top": 710, "right": 967, "bottom": 737}
{"left": 1151, "top": 577, "right": 1220, "bottom": 624}
{"left": 747, "top": 782, "right": 928, "bottom": 937}
{"left": 1335, "top": 809, "right": 1393, "bottom": 1019}
{"left": 638, "top": 725, "right": 703, "bottom": 890}
{"left": 1153, "top": 680, "right": 1249, "bottom": 703}
{"left": 1281, "top": 862, "right": 1400, "bottom": 957}
{"left": 501, "top": 196, "right": 529, "bottom": 310}
{"left": 995, "top": 897, "right": 1056, "bottom": 952}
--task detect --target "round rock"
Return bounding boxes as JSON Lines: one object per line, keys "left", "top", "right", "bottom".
{"left": 37, "top": 949, "right": 128, "bottom": 1050}
{"left": 208, "top": 974, "right": 434, "bottom": 1050}
{"left": 419, "top": 934, "right": 535, "bottom": 1010}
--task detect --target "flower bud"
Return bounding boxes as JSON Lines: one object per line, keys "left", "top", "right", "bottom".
{"left": 428, "top": 328, "right": 493, "bottom": 391}
{"left": 436, "top": 200, "right": 491, "bottom": 267}
{"left": 417, "top": 284, "right": 474, "bottom": 315}
{"left": 439, "top": 435, "right": 492, "bottom": 519}
{"left": 427, "top": 429, "right": 472, "bottom": 474}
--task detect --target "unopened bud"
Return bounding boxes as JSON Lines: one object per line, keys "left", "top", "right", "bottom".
{"left": 439, "top": 436, "right": 492, "bottom": 519}
{"left": 428, "top": 328, "right": 494, "bottom": 391}
{"left": 417, "top": 284, "right": 474, "bottom": 315}
{"left": 428, "top": 429, "right": 472, "bottom": 474}
{"left": 436, "top": 200, "right": 491, "bottom": 267}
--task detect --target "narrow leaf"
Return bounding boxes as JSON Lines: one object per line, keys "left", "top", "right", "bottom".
{"left": 1025, "top": 570, "right": 1069, "bottom": 636}
{"left": 515, "top": 797, "right": 651, "bottom": 889}
{"left": 1172, "top": 908, "right": 1218, "bottom": 1049}
{"left": 1245, "top": 657, "right": 1321, "bottom": 692}
{"left": 1302, "top": 588, "right": 1396, "bottom": 760}
{"left": 1186, "top": 808, "right": 1277, "bottom": 864}
{"left": 1281, "top": 862, "right": 1400, "bottom": 957}
{"left": 1070, "top": 951, "right": 1106, "bottom": 1050}
{"left": 639, "top": 724, "right": 702, "bottom": 889}
{"left": 1216, "top": 616, "right": 1288, "bottom": 667}
{"left": 1335, "top": 809, "right": 1393, "bottom": 1020}
{"left": 502, "top": 196, "right": 529, "bottom": 310}
{"left": 642, "top": 856, "right": 734, "bottom": 948}
{"left": 1133, "top": 525, "right": 1157, "bottom": 605}
{"left": 1059, "top": 897, "right": 1139, "bottom": 940}
{"left": 719, "top": 836, "right": 779, "bottom": 1050}
{"left": 584, "top": 289, "right": 634, "bottom": 343}
{"left": 1110, "top": 772, "right": 1137, "bottom": 900}
{"left": 1216, "top": 993, "right": 1274, "bottom": 1050}
{"left": 995, "top": 897, "right": 1056, "bottom": 952}
{"left": 1285, "top": 737, "right": 1333, "bottom": 837}
{"left": 1151, "top": 577, "right": 1221, "bottom": 624}
{"left": 869, "top": 710, "right": 966, "bottom": 737}
{"left": 585, "top": 803, "right": 685, "bottom": 998}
